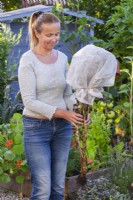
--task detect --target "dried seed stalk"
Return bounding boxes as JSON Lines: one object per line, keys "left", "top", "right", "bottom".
{"left": 74, "top": 101, "right": 91, "bottom": 185}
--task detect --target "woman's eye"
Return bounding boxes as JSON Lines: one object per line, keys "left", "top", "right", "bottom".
{"left": 56, "top": 33, "right": 60, "bottom": 36}
{"left": 46, "top": 33, "right": 60, "bottom": 37}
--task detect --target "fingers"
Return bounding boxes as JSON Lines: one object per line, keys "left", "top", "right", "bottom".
{"left": 72, "top": 112, "right": 91, "bottom": 126}
{"left": 73, "top": 120, "right": 84, "bottom": 125}
{"left": 72, "top": 113, "right": 84, "bottom": 125}
{"left": 76, "top": 113, "right": 83, "bottom": 118}
{"left": 75, "top": 116, "right": 84, "bottom": 122}
{"left": 84, "top": 119, "right": 92, "bottom": 125}
{"left": 66, "top": 111, "right": 91, "bottom": 126}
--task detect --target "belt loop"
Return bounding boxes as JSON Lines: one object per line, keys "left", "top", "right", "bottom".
{"left": 40, "top": 119, "right": 42, "bottom": 126}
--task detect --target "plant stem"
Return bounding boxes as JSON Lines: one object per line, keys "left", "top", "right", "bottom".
{"left": 77, "top": 102, "right": 91, "bottom": 184}
{"left": 130, "top": 62, "right": 133, "bottom": 142}
{"left": 19, "top": 184, "right": 23, "bottom": 200}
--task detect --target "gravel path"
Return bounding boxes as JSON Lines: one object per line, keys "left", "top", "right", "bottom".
{"left": 0, "top": 188, "right": 29, "bottom": 200}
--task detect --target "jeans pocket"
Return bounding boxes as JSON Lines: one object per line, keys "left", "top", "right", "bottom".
{"left": 62, "top": 119, "right": 71, "bottom": 125}
{"left": 23, "top": 116, "right": 41, "bottom": 130}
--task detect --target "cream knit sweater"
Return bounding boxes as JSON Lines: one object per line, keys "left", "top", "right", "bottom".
{"left": 18, "top": 50, "right": 76, "bottom": 120}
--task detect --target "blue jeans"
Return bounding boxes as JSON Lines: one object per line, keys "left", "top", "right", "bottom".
{"left": 23, "top": 116, "right": 72, "bottom": 200}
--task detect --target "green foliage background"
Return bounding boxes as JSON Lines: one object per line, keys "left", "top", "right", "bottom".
{"left": 0, "top": 0, "right": 21, "bottom": 11}
{"left": 0, "top": 24, "right": 21, "bottom": 104}
{"left": 1, "top": 0, "right": 120, "bottom": 40}
{"left": 105, "top": 0, "right": 133, "bottom": 60}
{"left": 69, "top": 0, "right": 121, "bottom": 39}
{"left": 80, "top": 0, "right": 120, "bottom": 20}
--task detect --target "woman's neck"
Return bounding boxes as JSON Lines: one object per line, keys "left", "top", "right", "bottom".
{"left": 31, "top": 46, "right": 58, "bottom": 64}
{"left": 32, "top": 46, "right": 53, "bottom": 57}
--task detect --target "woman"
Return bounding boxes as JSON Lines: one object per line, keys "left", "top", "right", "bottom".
{"left": 18, "top": 12, "right": 84, "bottom": 200}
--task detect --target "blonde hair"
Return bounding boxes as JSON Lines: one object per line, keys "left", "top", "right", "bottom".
{"left": 29, "top": 12, "right": 60, "bottom": 49}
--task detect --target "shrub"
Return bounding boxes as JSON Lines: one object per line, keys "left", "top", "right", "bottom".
{"left": 0, "top": 113, "right": 28, "bottom": 184}
{"left": 0, "top": 23, "right": 21, "bottom": 104}
{"left": 105, "top": 0, "right": 133, "bottom": 60}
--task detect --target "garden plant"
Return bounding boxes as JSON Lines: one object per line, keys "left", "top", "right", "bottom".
{"left": 0, "top": 113, "right": 28, "bottom": 198}
{"left": 0, "top": 23, "right": 22, "bottom": 124}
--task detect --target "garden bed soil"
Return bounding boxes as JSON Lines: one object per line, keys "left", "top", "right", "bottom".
{"left": 0, "top": 171, "right": 31, "bottom": 199}
{"left": 64, "top": 168, "right": 108, "bottom": 199}
{"left": 0, "top": 168, "right": 108, "bottom": 199}
{"left": 0, "top": 187, "right": 29, "bottom": 200}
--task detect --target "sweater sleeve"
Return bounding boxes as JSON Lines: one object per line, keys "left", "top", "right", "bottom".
{"left": 18, "top": 55, "right": 57, "bottom": 120}
{"left": 63, "top": 60, "right": 77, "bottom": 110}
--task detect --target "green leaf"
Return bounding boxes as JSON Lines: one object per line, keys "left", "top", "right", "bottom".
{"left": 0, "top": 167, "right": 3, "bottom": 174}
{"left": 119, "top": 84, "right": 128, "bottom": 90}
{"left": 0, "top": 173, "right": 11, "bottom": 183}
{"left": 118, "top": 84, "right": 129, "bottom": 94}
{"left": 15, "top": 175, "right": 24, "bottom": 184}
{"left": 115, "top": 117, "right": 121, "bottom": 123}
{"left": 4, "top": 124, "right": 10, "bottom": 129}
{"left": 4, "top": 150, "right": 15, "bottom": 161}
{"left": 10, "top": 113, "right": 23, "bottom": 134}
{"left": 121, "top": 69, "right": 129, "bottom": 73}
{"left": 102, "top": 91, "right": 113, "bottom": 99}
{"left": 64, "top": 20, "right": 73, "bottom": 25}
{"left": 14, "top": 134, "right": 23, "bottom": 145}
{"left": 124, "top": 102, "right": 130, "bottom": 108}
{"left": 2, "top": 163, "right": 12, "bottom": 171}
{"left": 127, "top": 46, "right": 133, "bottom": 49}
{"left": 20, "top": 165, "right": 29, "bottom": 172}
{"left": 0, "top": 134, "right": 3, "bottom": 142}
{"left": 13, "top": 144, "right": 24, "bottom": 155}
{"left": 118, "top": 89, "right": 129, "bottom": 94}
{"left": 0, "top": 157, "right": 4, "bottom": 164}
{"left": 124, "top": 56, "right": 133, "bottom": 62}
{"left": 113, "top": 142, "right": 124, "bottom": 154}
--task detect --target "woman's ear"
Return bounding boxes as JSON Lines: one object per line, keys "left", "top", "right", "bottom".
{"left": 34, "top": 30, "right": 40, "bottom": 39}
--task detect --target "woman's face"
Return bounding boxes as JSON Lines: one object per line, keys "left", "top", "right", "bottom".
{"left": 35, "top": 22, "right": 60, "bottom": 50}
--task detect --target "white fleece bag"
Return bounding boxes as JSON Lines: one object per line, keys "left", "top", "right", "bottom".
{"left": 67, "top": 44, "right": 117, "bottom": 105}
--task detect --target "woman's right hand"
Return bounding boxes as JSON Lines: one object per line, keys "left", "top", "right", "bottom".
{"left": 53, "top": 109, "right": 84, "bottom": 125}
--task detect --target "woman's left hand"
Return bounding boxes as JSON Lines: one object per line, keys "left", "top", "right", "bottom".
{"left": 72, "top": 113, "right": 91, "bottom": 132}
